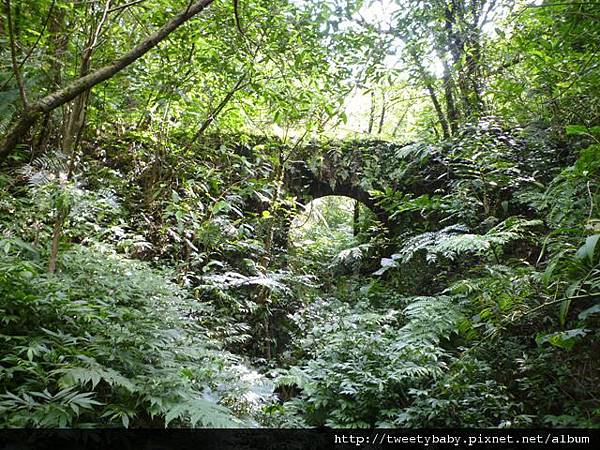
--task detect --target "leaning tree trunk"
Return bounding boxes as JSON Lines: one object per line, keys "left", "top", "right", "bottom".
{"left": 0, "top": 0, "right": 215, "bottom": 160}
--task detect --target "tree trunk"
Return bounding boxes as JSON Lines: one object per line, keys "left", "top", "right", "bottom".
{"left": 367, "top": 91, "right": 375, "bottom": 134}
{"left": 5, "top": 0, "right": 29, "bottom": 109}
{"left": 444, "top": 2, "right": 472, "bottom": 117}
{"left": 63, "top": 2, "right": 100, "bottom": 155}
{"left": 0, "top": 0, "right": 215, "bottom": 159}
{"left": 467, "top": 0, "right": 484, "bottom": 113}
{"left": 441, "top": 57, "right": 459, "bottom": 134}
{"left": 47, "top": 209, "right": 66, "bottom": 273}
{"left": 353, "top": 200, "right": 360, "bottom": 236}
{"left": 392, "top": 103, "right": 412, "bottom": 138}
{"left": 377, "top": 91, "right": 386, "bottom": 135}
{"left": 427, "top": 83, "right": 450, "bottom": 139}
{"left": 63, "top": 90, "right": 90, "bottom": 154}
{"left": 412, "top": 52, "right": 450, "bottom": 139}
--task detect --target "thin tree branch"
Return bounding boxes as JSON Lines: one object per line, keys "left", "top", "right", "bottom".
{"left": 233, "top": 0, "right": 244, "bottom": 35}
{"left": 189, "top": 72, "right": 249, "bottom": 144}
{"left": 5, "top": 0, "right": 29, "bottom": 109}
{"left": 108, "top": 0, "right": 146, "bottom": 13}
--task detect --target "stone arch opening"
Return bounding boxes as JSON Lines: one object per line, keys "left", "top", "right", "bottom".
{"left": 284, "top": 160, "right": 391, "bottom": 229}
{"left": 287, "top": 195, "right": 382, "bottom": 276}
{"left": 290, "top": 195, "right": 377, "bottom": 242}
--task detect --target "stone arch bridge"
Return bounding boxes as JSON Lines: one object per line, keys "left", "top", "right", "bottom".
{"left": 281, "top": 139, "right": 448, "bottom": 229}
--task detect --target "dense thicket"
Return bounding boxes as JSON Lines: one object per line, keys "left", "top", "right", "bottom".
{"left": 0, "top": 0, "right": 598, "bottom": 428}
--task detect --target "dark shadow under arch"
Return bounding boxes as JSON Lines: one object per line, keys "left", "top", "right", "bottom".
{"left": 284, "top": 161, "right": 390, "bottom": 228}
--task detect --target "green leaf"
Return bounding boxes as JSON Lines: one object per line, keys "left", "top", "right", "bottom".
{"left": 578, "top": 304, "right": 600, "bottom": 320}
{"left": 565, "top": 124, "right": 588, "bottom": 136}
{"left": 536, "top": 329, "right": 590, "bottom": 350}
{"left": 575, "top": 235, "right": 600, "bottom": 262}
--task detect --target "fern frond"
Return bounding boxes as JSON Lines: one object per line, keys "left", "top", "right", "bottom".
{"left": 97, "top": 188, "right": 121, "bottom": 209}
{"left": 200, "top": 271, "right": 290, "bottom": 294}
{"left": 390, "top": 218, "right": 541, "bottom": 264}
{"left": 0, "top": 104, "right": 16, "bottom": 135}
{"left": 19, "top": 152, "right": 69, "bottom": 187}
{"left": 395, "top": 143, "right": 434, "bottom": 161}
{"left": 161, "top": 397, "right": 241, "bottom": 427}
{"left": 331, "top": 244, "right": 370, "bottom": 268}
{"left": 53, "top": 361, "right": 136, "bottom": 393}
{"left": 32, "top": 152, "right": 69, "bottom": 173}
{"left": 401, "top": 295, "right": 461, "bottom": 342}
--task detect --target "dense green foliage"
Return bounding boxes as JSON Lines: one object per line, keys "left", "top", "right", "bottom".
{"left": 0, "top": 242, "right": 273, "bottom": 427}
{"left": 1, "top": 0, "right": 598, "bottom": 429}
